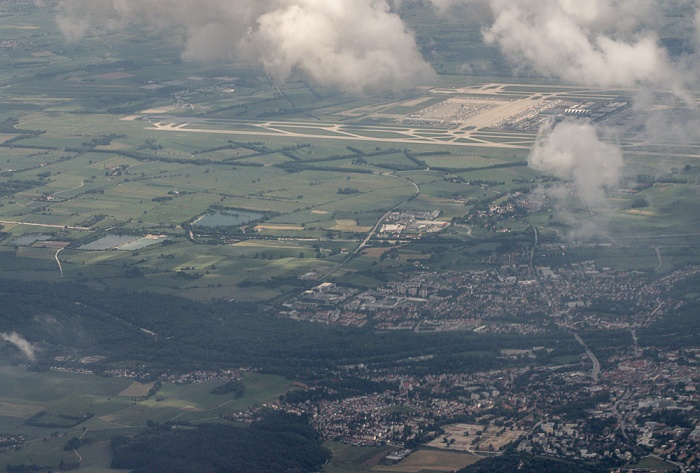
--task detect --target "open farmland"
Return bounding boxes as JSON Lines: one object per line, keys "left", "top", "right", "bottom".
{"left": 0, "top": 366, "right": 293, "bottom": 471}
{"left": 2, "top": 0, "right": 691, "bottom": 306}
{"left": 373, "top": 449, "right": 481, "bottom": 472}
{"left": 2, "top": 84, "right": 700, "bottom": 300}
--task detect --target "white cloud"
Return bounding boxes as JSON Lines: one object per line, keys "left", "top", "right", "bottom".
{"left": 1, "top": 332, "right": 37, "bottom": 361}
{"left": 428, "top": 0, "right": 690, "bottom": 90}
{"left": 529, "top": 119, "right": 623, "bottom": 209}
{"left": 483, "top": 0, "right": 671, "bottom": 88}
{"left": 53, "top": 0, "right": 435, "bottom": 94}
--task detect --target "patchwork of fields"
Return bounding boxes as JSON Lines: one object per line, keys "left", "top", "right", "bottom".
{"left": 0, "top": 366, "right": 293, "bottom": 471}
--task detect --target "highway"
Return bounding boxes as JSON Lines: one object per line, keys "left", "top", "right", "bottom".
{"left": 574, "top": 333, "right": 601, "bottom": 383}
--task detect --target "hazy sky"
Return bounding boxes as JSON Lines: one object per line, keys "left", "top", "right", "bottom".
{"left": 52, "top": 0, "right": 700, "bottom": 92}
{"left": 53, "top": 0, "right": 436, "bottom": 94}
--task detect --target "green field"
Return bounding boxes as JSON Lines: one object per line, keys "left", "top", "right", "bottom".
{"left": 624, "top": 455, "right": 680, "bottom": 472}
{"left": 324, "top": 442, "right": 394, "bottom": 473}
{"left": 0, "top": 366, "right": 293, "bottom": 471}
{"left": 323, "top": 442, "right": 481, "bottom": 473}
{"left": 3, "top": 57, "right": 696, "bottom": 301}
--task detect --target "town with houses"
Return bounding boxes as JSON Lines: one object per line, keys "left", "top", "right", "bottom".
{"left": 26, "top": 168, "right": 699, "bottom": 470}
{"left": 280, "top": 255, "right": 697, "bottom": 335}
{"left": 295, "top": 341, "right": 700, "bottom": 472}
{"left": 41, "top": 257, "right": 700, "bottom": 471}
{"left": 44, "top": 339, "right": 700, "bottom": 471}
{"left": 273, "top": 220, "right": 700, "bottom": 471}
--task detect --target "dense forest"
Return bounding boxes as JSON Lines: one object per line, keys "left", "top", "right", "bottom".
{"left": 110, "top": 410, "right": 330, "bottom": 473}
{"left": 0, "top": 279, "right": 585, "bottom": 377}
{"left": 457, "top": 454, "right": 614, "bottom": 473}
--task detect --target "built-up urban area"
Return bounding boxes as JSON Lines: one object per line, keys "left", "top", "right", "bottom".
{"left": 273, "top": 214, "right": 700, "bottom": 471}
{"left": 277, "top": 344, "right": 700, "bottom": 471}
{"left": 281, "top": 256, "right": 697, "bottom": 335}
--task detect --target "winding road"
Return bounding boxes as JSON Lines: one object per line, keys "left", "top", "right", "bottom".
{"left": 54, "top": 248, "right": 64, "bottom": 277}
{"left": 655, "top": 246, "right": 663, "bottom": 271}
{"left": 320, "top": 173, "right": 421, "bottom": 280}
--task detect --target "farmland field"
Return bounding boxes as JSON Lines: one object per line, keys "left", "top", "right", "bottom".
{"left": 372, "top": 449, "right": 481, "bottom": 472}
{"left": 8, "top": 95, "right": 691, "bottom": 298}
{"left": 0, "top": 367, "right": 293, "bottom": 471}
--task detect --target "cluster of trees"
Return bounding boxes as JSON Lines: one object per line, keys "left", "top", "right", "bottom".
{"left": 25, "top": 411, "right": 93, "bottom": 429}
{"left": 635, "top": 173, "right": 689, "bottom": 190}
{"left": 639, "top": 290, "right": 700, "bottom": 349}
{"left": 337, "top": 187, "right": 360, "bottom": 195}
{"left": 63, "top": 436, "right": 89, "bottom": 451}
{"left": 432, "top": 160, "right": 527, "bottom": 174}
{"left": 277, "top": 162, "right": 373, "bottom": 174}
{"left": 457, "top": 453, "right": 611, "bottom": 473}
{"left": 640, "top": 409, "right": 694, "bottom": 429}
{"left": 80, "top": 134, "right": 125, "bottom": 150}
{"left": 0, "top": 180, "right": 44, "bottom": 198}
{"left": 6, "top": 464, "right": 47, "bottom": 472}
{"left": 210, "top": 380, "right": 245, "bottom": 398}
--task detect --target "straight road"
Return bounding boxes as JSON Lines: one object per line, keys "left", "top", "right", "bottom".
{"left": 0, "top": 220, "right": 90, "bottom": 230}
{"left": 574, "top": 333, "right": 601, "bottom": 383}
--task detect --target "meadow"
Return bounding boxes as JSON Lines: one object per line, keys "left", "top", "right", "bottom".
{"left": 2, "top": 2, "right": 694, "bottom": 303}
{"left": 2, "top": 95, "right": 699, "bottom": 301}
{"left": 0, "top": 366, "right": 293, "bottom": 471}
